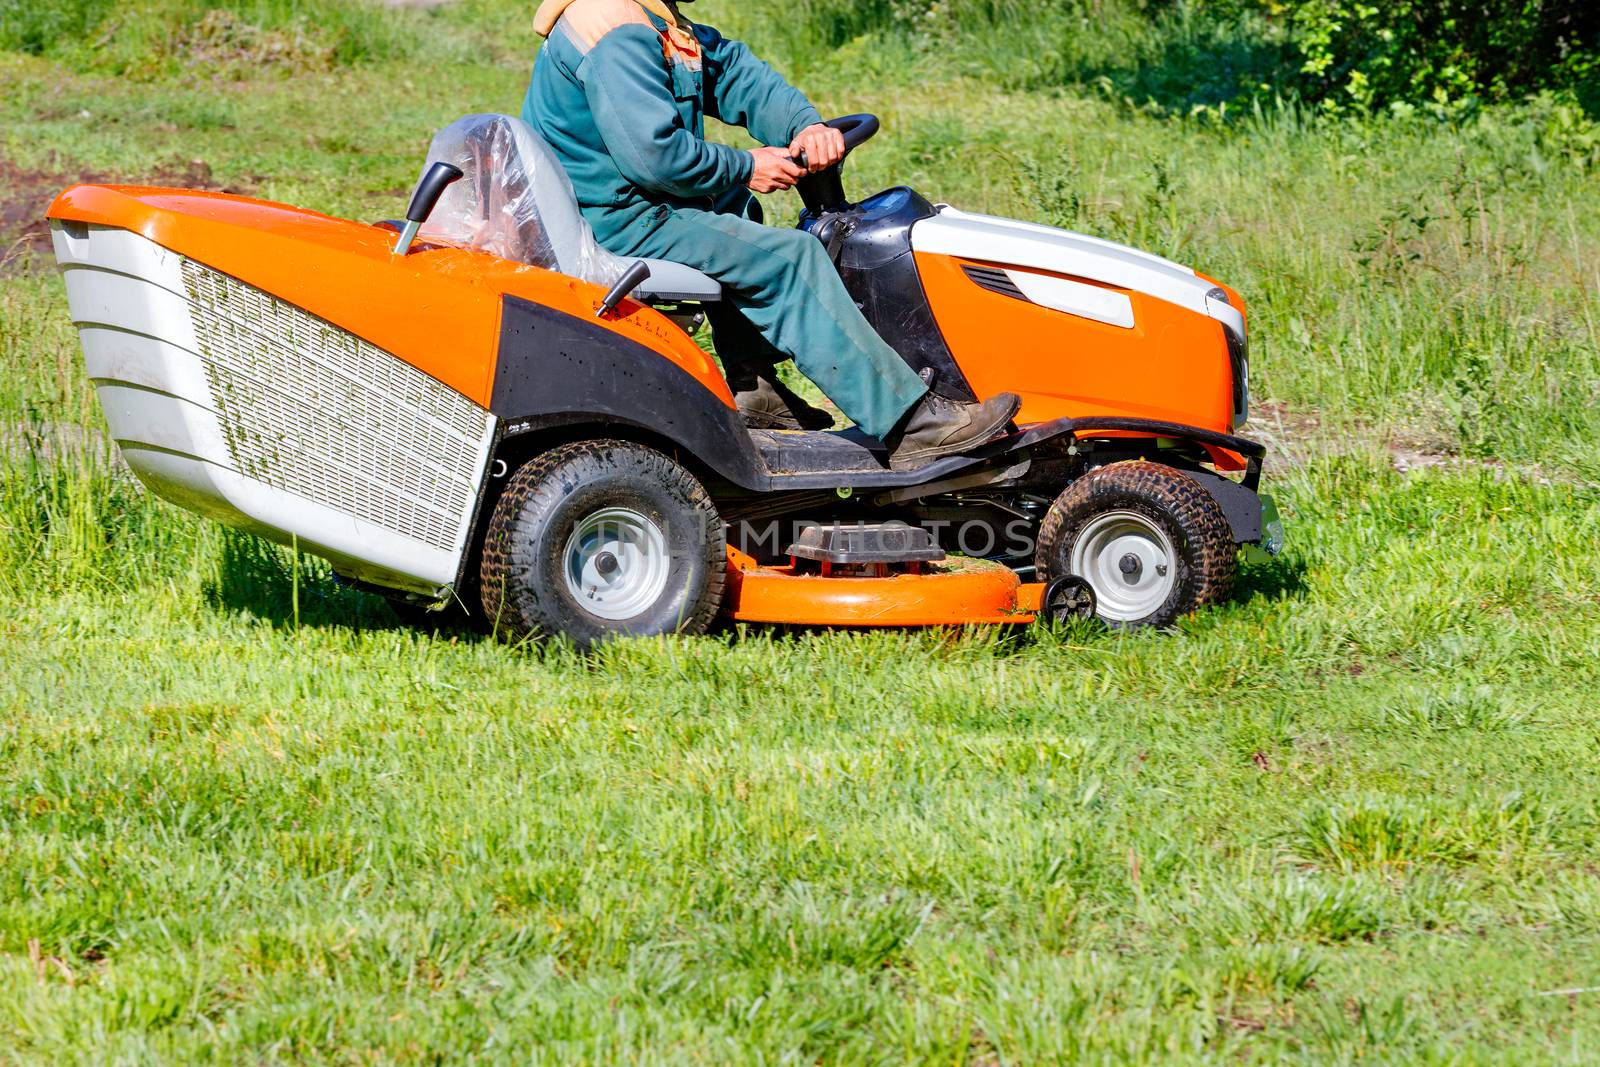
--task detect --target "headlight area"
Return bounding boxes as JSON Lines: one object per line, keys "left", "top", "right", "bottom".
{"left": 1226, "top": 327, "right": 1249, "bottom": 429}
{"left": 1202, "top": 285, "right": 1249, "bottom": 429}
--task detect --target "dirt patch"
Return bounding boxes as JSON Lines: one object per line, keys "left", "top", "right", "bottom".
{"left": 1250, "top": 401, "right": 1341, "bottom": 470}
{"left": 0, "top": 158, "right": 257, "bottom": 271}
{"left": 1250, "top": 400, "right": 1585, "bottom": 486}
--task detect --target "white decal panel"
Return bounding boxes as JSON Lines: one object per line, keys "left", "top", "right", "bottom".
{"left": 1004, "top": 269, "right": 1136, "bottom": 329}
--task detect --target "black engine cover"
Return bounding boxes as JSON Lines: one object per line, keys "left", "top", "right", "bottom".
{"left": 803, "top": 188, "right": 978, "bottom": 403}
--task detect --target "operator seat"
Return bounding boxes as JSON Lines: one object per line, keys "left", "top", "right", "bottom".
{"left": 418, "top": 114, "right": 723, "bottom": 304}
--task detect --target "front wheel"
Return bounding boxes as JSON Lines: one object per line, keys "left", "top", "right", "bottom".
{"left": 1035, "top": 461, "right": 1235, "bottom": 628}
{"left": 479, "top": 440, "right": 726, "bottom": 648}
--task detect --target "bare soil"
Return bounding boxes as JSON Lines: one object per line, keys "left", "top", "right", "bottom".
{"left": 1250, "top": 400, "right": 1335, "bottom": 469}
{"left": 0, "top": 158, "right": 256, "bottom": 271}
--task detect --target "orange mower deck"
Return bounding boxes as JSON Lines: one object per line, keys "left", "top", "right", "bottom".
{"left": 722, "top": 546, "right": 1046, "bottom": 626}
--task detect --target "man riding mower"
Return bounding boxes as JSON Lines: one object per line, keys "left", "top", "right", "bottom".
{"left": 526, "top": 0, "right": 1021, "bottom": 469}
{"left": 44, "top": 0, "right": 1282, "bottom": 645}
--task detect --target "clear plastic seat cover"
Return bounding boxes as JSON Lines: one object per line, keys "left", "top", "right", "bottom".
{"left": 414, "top": 114, "right": 721, "bottom": 302}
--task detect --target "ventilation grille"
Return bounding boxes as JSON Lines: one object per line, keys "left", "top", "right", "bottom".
{"left": 962, "top": 264, "right": 1027, "bottom": 301}
{"left": 180, "top": 259, "right": 493, "bottom": 553}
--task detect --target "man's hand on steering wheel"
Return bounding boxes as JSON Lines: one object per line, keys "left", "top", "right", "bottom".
{"left": 747, "top": 146, "right": 805, "bottom": 193}
{"left": 789, "top": 123, "right": 847, "bottom": 175}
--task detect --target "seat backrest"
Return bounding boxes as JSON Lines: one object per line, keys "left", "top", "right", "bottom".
{"left": 415, "top": 114, "right": 629, "bottom": 288}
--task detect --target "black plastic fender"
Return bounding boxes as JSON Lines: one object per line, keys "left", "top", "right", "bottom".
{"left": 1183, "top": 466, "right": 1263, "bottom": 544}
{"left": 489, "top": 295, "right": 767, "bottom": 489}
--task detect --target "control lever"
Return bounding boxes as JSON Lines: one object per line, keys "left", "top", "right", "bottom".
{"left": 597, "top": 260, "right": 653, "bottom": 318}
{"left": 812, "top": 213, "right": 852, "bottom": 263}
{"left": 393, "top": 162, "right": 464, "bottom": 256}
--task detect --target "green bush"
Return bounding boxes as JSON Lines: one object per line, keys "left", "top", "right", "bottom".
{"left": 0, "top": 0, "right": 116, "bottom": 54}
{"left": 1267, "top": 0, "right": 1600, "bottom": 111}
{"left": 748, "top": 0, "right": 1598, "bottom": 114}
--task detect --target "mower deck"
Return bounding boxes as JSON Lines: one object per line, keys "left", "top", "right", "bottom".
{"left": 722, "top": 546, "right": 1045, "bottom": 626}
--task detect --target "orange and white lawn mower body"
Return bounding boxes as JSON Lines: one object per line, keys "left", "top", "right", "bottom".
{"left": 47, "top": 113, "right": 1279, "bottom": 637}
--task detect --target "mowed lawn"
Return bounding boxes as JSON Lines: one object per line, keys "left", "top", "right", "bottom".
{"left": 4, "top": 0, "right": 1600, "bottom": 1061}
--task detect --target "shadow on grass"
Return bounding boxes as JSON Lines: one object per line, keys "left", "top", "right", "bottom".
{"left": 713, "top": 615, "right": 1097, "bottom": 658}
{"left": 205, "top": 527, "right": 1309, "bottom": 650}
{"left": 1235, "top": 553, "right": 1310, "bottom": 606}
{"left": 1004, "top": 12, "right": 1295, "bottom": 114}
{"left": 205, "top": 529, "right": 482, "bottom": 636}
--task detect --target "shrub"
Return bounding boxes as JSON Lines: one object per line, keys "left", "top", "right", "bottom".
{"left": 0, "top": 0, "right": 115, "bottom": 55}
{"left": 752, "top": 0, "right": 1599, "bottom": 114}
{"left": 1271, "top": 0, "right": 1600, "bottom": 111}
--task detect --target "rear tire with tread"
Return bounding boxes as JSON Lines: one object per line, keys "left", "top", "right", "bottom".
{"left": 1035, "top": 460, "right": 1235, "bottom": 628}
{"left": 479, "top": 440, "right": 725, "bottom": 648}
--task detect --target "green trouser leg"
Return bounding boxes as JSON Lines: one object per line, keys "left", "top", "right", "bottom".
{"left": 609, "top": 205, "right": 928, "bottom": 440}
{"left": 697, "top": 190, "right": 791, "bottom": 393}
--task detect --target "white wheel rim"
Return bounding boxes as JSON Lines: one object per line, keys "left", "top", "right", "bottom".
{"left": 562, "top": 507, "right": 671, "bottom": 622}
{"left": 1070, "top": 510, "right": 1177, "bottom": 623}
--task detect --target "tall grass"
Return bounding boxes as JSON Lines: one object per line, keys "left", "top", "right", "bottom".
{"left": 3, "top": 445, "right": 1600, "bottom": 1058}
{"left": 0, "top": 0, "right": 428, "bottom": 71}
{"left": 716, "top": 0, "right": 1290, "bottom": 108}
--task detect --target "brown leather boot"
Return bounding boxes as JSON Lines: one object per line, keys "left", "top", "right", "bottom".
{"left": 733, "top": 374, "right": 836, "bottom": 431}
{"left": 886, "top": 391, "right": 1021, "bottom": 471}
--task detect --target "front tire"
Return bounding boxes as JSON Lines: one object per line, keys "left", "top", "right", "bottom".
{"left": 1035, "top": 461, "right": 1235, "bottom": 628}
{"left": 479, "top": 440, "right": 725, "bottom": 648}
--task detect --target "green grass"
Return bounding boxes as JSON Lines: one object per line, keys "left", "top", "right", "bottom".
{"left": 0, "top": 0, "right": 432, "bottom": 71}
{"left": 5, "top": 0, "right": 1600, "bottom": 1060}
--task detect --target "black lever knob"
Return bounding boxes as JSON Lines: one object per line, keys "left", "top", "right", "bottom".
{"left": 393, "top": 162, "right": 464, "bottom": 256}
{"left": 597, "top": 260, "right": 653, "bottom": 318}
{"left": 406, "top": 162, "right": 464, "bottom": 223}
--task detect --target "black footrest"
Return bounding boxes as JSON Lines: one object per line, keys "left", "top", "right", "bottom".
{"left": 787, "top": 523, "right": 947, "bottom": 565}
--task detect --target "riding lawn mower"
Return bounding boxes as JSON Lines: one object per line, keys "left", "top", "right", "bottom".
{"left": 46, "top": 113, "right": 1282, "bottom": 645}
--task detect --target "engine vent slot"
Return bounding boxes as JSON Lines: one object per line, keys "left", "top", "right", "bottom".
{"left": 962, "top": 264, "right": 1027, "bottom": 301}
{"left": 180, "top": 258, "right": 493, "bottom": 553}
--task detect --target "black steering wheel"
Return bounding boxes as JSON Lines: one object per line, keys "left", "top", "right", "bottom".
{"left": 793, "top": 114, "right": 880, "bottom": 217}
{"left": 793, "top": 114, "right": 880, "bottom": 167}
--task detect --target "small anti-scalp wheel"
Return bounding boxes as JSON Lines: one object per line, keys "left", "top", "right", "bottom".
{"left": 1035, "top": 461, "right": 1235, "bottom": 628}
{"left": 1040, "top": 575, "right": 1097, "bottom": 625}
{"left": 479, "top": 440, "right": 725, "bottom": 648}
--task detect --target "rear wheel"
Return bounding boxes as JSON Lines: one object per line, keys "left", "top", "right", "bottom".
{"left": 1035, "top": 461, "right": 1235, "bottom": 628}
{"left": 479, "top": 440, "right": 725, "bottom": 647}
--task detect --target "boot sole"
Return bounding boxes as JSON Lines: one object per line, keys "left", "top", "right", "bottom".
{"left": 743, "top": 411, "right": 804, "bottom": 431}
{"left": 741, "top": 410, "right": 837, "bottom": 432}
{"left": 888, "top": 396, "right": 1022, "bottom": 471}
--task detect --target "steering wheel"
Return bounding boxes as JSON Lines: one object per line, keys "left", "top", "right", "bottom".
{"left": 792, "top": 114, "right": 880, "bottom": 217}
{"left": 790, "top": 114, "right": 881, "bottom": 171}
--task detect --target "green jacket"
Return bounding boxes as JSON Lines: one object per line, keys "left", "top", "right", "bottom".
{"left": 523, "top": 1, "right": 822, "bottom": 246}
